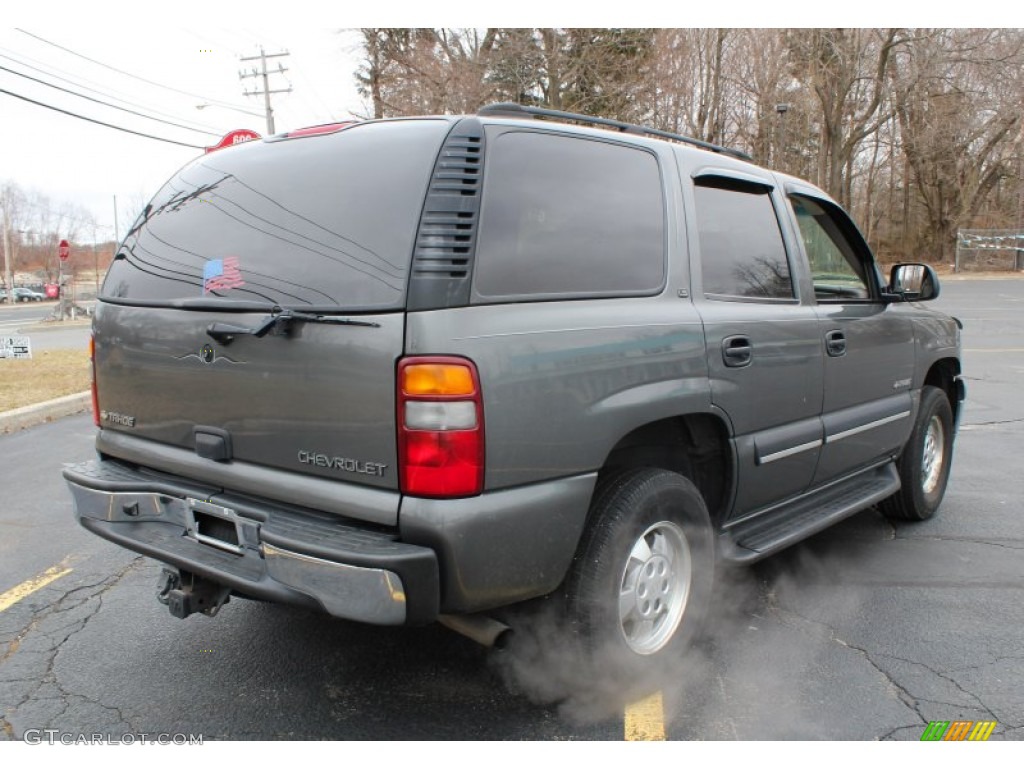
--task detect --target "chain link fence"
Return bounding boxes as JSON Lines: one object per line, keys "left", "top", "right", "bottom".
{"left": 955, "top": 229, "right": 1024, "bottom": 272}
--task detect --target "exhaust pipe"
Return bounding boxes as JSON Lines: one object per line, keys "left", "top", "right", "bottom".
{"left": 438, "top": 613, "right": 511, "bottom": 648}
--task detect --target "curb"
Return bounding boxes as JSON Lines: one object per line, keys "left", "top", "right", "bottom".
{"left": 0, "top": 391, "right": 91, "bottom": 434}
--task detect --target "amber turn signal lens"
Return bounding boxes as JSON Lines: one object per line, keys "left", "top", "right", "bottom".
{"left": 401, "top": 364, "right": 475, "bottom": 396}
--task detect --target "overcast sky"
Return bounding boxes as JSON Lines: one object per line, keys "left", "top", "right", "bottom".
{"left": 0, "top": 20, "right": 367, "bottom": 241}
{"left": 3, "top": 4, "right": 1013, "bottom": 245}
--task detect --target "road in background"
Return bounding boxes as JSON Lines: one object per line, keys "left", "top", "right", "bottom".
{"left": 0, "top": 302, "right": 91, "bottom": 353}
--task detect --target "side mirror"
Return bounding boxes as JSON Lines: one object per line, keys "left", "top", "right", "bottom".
{"left": 885, "top": 263, "right": 940, "bottom": 302}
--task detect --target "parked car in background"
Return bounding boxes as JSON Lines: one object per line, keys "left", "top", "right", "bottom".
{"left": 1, "top": 287, "right": 46, "bottom": 303}
{"left": 12, "top": 287, "right": 46, "bottom": 302}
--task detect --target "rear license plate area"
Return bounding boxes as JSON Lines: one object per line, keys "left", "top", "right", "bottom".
{"left": 185, "top": 498, "right": 244, "bottom": 555}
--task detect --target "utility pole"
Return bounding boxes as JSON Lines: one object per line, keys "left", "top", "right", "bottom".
{"left": 1, "top": 189, "right": 13, "bottom": 297}
{"left": 239, "top": 47, "right": 291, "bottom": 135}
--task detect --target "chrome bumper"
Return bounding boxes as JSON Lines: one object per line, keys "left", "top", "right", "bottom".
{"left": 63, "top": 460, "right": 438, "bottom": 625}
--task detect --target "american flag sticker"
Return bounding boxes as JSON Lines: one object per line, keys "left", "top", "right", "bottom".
{"left": 203, "top": 257, "right": 245, "bottom": 294}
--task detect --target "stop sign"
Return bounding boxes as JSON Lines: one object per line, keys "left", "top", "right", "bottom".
{"left": 58, "top": 239, "right": 70, "bottom": 261}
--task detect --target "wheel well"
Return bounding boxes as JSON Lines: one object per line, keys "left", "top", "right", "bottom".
{"left": 600, "top": 414, "right": 732, "bottom": 526}
{"left": 924, "top": 358, "right": 961, "bottom": 424}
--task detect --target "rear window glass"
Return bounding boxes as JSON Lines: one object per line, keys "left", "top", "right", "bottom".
{"left": 102, "top": 119, "right": 450, "bottom": 310}
{"left": 473, "top": 130, "right": 665, "bottom": 299}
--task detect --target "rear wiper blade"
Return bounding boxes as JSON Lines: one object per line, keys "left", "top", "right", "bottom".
{"left": 207, "top": 308, "right": 380, "bottom": 344}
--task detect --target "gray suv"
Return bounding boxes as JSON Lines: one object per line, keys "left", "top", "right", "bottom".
{"left": 64, "top": 104, "right": 963, "bottom": 667}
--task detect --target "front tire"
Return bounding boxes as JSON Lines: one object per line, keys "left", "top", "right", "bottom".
{"left": 881, "top": 385, "right": 954, "bottom": 521}
{"left": 563, "top": 468, "right": 714, "bottom": 666}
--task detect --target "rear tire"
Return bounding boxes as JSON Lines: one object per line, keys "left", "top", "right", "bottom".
{"left": 880, "top": 385, "right": 954, "bottom": 521}
{"left": 563, "top": 468, "right": 714, "bottom": 669}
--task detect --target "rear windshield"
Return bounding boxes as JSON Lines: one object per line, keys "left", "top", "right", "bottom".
{"left": 102, "top": 119, "right": 451, "bottom": 311}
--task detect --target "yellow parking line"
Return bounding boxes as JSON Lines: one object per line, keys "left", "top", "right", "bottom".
{"left": 624, "top": 690, "right": 666, "bottom": 741}
{"left": 0, "top": 564, "right": 73, "bottom": 613}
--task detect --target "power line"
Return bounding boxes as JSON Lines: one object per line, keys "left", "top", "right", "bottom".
{"left": 0, "top": 64, "right": 221, "bottom": 137}
{"left": 0, "top": 48, "right": 223, "bottom": 134}
{"left": 16, "top": 28, "right": 259, "bottom": 113}
{"left": 0, "top": 87, "right": 204, "bottom": 149}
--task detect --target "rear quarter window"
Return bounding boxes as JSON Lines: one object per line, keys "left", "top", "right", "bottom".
{"left": 473, "top": 130, "right": 666, "bottom": 300}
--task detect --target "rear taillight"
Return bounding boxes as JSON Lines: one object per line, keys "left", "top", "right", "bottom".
{"left": 398, "top": 357, "right": 484, "bottom": 498}
{"left": 89, "top": 334, "right": 99, "bottom": 427}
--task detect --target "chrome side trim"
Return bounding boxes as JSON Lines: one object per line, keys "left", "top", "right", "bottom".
{"left": 826, "top": 411, "right": 910, "bottom": 444}
{"left": 759, "top": 439, "right": 823, "bottom": 465}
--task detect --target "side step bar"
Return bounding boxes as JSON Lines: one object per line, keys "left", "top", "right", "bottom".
{"left": 718, "top": 462, "right": 900, "bottom": 564}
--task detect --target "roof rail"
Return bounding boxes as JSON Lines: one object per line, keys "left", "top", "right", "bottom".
{"left": 477, "top": 102, "right": 752, "bottom": 162}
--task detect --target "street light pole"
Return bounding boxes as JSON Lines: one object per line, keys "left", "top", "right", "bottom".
{"left": 776, "top": 103, "right": 790, "bottom": 172}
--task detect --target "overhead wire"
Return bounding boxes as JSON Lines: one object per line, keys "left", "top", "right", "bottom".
{"left": 0, "top": 86, "right": 205, "bottom": 149}
{"left": 15, "top": 28, "right": 259, "bottom": 113}
{"left": 0, "top": 63, "right": 221, "bottom": 137}
{"left": 0, "top": 48, "right": 224, "bottom": 133}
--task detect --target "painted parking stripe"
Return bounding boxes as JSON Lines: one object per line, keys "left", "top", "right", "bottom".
{"left": 0, "top": 564, "right": 73, "bottom": 613}
{"left": 624, "top": 690, "right": 666, "bottom": 741}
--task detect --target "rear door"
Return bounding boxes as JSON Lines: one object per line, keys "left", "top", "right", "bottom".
{"left": 94, "top": 119, "right": 453, "bottom": 504}
{"left": 685, "top": 168, "right": 824, "bottom": 517}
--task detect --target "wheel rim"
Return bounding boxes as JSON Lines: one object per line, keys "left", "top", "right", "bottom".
{"left": 618, "top": 521, "right": 691, "bottom": 655}
{"left": 921, "top": 414, "right": 945, "bottom": 496}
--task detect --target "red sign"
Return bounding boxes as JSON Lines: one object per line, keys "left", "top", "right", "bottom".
{"left": 58, "top": 239, "right": 70, "bottom": 261}
{"left": 205, "top": 129, "right": 261, "bottom": 154}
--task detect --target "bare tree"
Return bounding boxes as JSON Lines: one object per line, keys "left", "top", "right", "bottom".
{"left": 785, "top": 28, "right": 903, "bottom": 206}
{"left": 348, "top": 27, "right": 1024, "bottom": 266}
{"left": 645, "top": 29, "right": 734, "bottom": 143}
{"left": 355, "top": 28, "right": 498, "bottom": 117}
{"left": 893, "top": 29, "right": 1024, "bottom": 260}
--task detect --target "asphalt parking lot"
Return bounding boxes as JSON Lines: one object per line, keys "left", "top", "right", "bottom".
{"left": 0, "top": 277, "right": 1021, "bottom": 741}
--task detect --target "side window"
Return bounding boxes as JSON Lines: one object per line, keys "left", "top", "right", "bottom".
{"left": 474, "top": 131, "right": 665, "bottom": 299}
{"left": 790, "top": 195, "right": 871, "bottom": 301}
{"left": 694, "top": 178, "right": 794, "bottom": 300}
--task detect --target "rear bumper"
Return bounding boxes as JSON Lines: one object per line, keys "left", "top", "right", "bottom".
{"left": 63, "top": 459, "right": 439, "bottom": 625}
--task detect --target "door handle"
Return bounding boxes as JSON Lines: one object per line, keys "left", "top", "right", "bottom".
{"left": 825, "top": 330, "right": 846, "bottom": 357}
{"left": 722, "top": 335, "right": 752, "bottom": 367}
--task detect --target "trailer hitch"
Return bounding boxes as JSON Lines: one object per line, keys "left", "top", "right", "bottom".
{"left": 157, "top": 568, "right": 231, "bottom": 619}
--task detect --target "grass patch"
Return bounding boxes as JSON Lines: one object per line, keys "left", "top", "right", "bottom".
{"left": 0, "top": 348, "right": 90, "bottom": 411}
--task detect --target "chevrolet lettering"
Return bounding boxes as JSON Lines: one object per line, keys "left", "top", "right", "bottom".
{"left": 297, "top": 451, "right": 387, "bottom": 477}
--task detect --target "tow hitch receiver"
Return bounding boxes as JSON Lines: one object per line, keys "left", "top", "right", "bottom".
{"left": 157, "top": 568, "right": 231, "bottom": 619}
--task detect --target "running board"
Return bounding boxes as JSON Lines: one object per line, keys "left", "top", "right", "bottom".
{"left": 718, "top": 462, "right": 900, "bottom": 564}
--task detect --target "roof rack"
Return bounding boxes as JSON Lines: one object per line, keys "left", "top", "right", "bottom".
{"left": 477, "top": 102, "right": 752, "bottom": 162}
